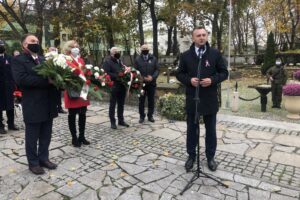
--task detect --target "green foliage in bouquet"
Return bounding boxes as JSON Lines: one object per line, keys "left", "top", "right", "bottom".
{"left": 34, "top": 58, "right": 84, "bottom": 91}
{"left": 157, "top": 93, "right": 186, "bottom": 121}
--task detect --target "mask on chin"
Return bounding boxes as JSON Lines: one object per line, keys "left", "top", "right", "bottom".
{"left": 27, "top": 44, "right": 40, "bottom": 53}
{"left": 71, "top": 48, "right": 80, "bottom": 57}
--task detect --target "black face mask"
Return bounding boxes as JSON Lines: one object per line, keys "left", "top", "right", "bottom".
{"left": 27, "top": 44, "right": 40, "bottom": 53}
{"left": 0, "top": 46, "right": 5, "bottom": 53}
{"left": 114, "top": 53, "right": 121, "bottom": 59}
{"left": 141, "top": 50, "right": 149, "bottom": 55}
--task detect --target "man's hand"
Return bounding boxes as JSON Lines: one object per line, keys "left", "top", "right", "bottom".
{"left": 191, "top": 78, "right": 199, "bottom": 87}
{"left": 147, "top": 75, "right": 153, "bottom": 82}
{"left": 199, "top": 78, "right": 212, "bottom": 87}
{"left": 48, "top": 77, "right": 54, "bottom": 85}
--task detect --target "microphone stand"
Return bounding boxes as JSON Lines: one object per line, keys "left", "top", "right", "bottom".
{"left": 180, "top": 49, "right": 228, "bottom": 195}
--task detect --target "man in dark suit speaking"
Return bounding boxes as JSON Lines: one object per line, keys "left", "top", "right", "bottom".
{"left": 11, "top": 34, "right": 59, "bottom": 175}
{"left": 176, "top": 27, "right": 228, "bottom": 172}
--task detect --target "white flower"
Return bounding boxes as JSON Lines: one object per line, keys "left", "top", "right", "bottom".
{"left": 94, "top": 72, "right": 100, "bottom": 78}
{"left": 101, "top": 82, "right": 106, "bottom": 87}
{"left": 85, "top": 64, "right": 93, "bottom": 69}
{"left": 64, "top": 55, "right": 73, "bottom": 61}
{"left": 100, "top": 68, "right": 104, "bottom": 72}
{"left": 135, "top": 78, "right": 138, "bottom": 82}
{"left": 45, "top": 51, "right": 58, "bottom": 60}
{"left": 143, "top": 83, "right": 146, "bottom": 87}
{"left": 137, "top": 94, "right": 140, "bottom": 98}
{"left": 94, "top": 66, "right": 99, "bottom": 71}
{"left": 128, "top": 81, "right": 131, "bottom": 86}
{"left": 137, "top": 70, "right": 141, "bottom": 75}
{"left": 54, "top": 54, "right": 67, "bottom": 69}
{"left": 141, "top": 90, "right": 145, "bottom": 95}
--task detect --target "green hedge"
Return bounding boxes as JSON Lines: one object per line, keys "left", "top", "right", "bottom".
{"left": 157, "top": 93, "right": 186, "bottom": 121}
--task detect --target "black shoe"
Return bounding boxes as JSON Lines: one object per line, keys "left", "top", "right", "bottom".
{"left": 139, "top": 118, "right": 144, "bottom": 123}
{"left": 40, "top": 160, "right": 57, "bottom": 170}
{"left": 185, "top": 156, "right": 195, "bottom": 172}
{"left": 148, "top": 117, "right": 155, "bottom": 123}
{"left": 119, "top": 121, "right": 129, "bottom": 127}
{"left": 207, "top": 158, "right": 218, "bottom": 171}
{"left": 111, "top": 123, "right": 117, "bottom": 129}
{"left": 0, "top": 128, "right": 7, "bottom": 134}
{"left": 8, "top": 125, "right": 19, "bottom": 131}
{"left": 72, "top": 138, "right": 81, "bottom": 147}
{"left": 79, "top": 138, "right": 90, "bottom": 145}
{"left": 29, "top": 165, "right": 45, "bottom": 175}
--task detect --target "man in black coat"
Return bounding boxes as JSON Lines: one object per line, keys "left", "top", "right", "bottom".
{"left": 11, "top": 34, "right": 59, "bottom": 175}
{"left": 103, "top": 47, "right": 130, "bottom": 129}
{"left": 0, "top": 40, "right": 19, "bottom": 134}
{"left": 134, "top": 44, "right": 159, "bottom": 123}
{"left": 176, "top": 27, "right": 228, "bottom": 172}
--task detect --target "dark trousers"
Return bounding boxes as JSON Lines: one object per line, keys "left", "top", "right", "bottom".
{"left": 56, "top": 90, "right": 63, "bottom": 110}
{"left": 186, "top": 113, "right": 217, "bottom": 160}
{"left": 109, "top": 85, "right": 126, "bottom": 124}
{"left": 0, "top": 109, "right": 15, "bottom": 128}
{"left": 271, "top": 83, "right": 282, "bottom": 107}
{"left": 25, "top": 119, "right": 53, "bottom": 167}
{"left": 139, "top": 84, "right": 156, "bottom": 119}
{"left": 68, "top": 107, "right": 87, "bottom": 140}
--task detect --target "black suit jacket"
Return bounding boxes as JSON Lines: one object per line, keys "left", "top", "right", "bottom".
{"left": 134, "top": 54, "right": 159, "bottom": 86}
{"left": 11, "top": 53, "right": 58, "bottom": 123}
{"left": 0, "top": 54, "right": 15, "bottom": 110}
{"left": 176, "top": 42, "right": 228, "bottom": 115}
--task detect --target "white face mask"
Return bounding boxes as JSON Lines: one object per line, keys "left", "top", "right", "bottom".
{"left": 275, "top": 61, "right": 282, "bottom": 66}
{"left": 71, "top": 47, "right": 80, "bottom": 57}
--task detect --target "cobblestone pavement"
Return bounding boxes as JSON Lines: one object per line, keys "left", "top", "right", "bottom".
{"left": 0, "top": 103, "right": 300, "bottom": 200}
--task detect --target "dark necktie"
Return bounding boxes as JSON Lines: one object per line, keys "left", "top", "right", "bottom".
{"left": 34, "top": 58, "right": 40, "bottom": 64}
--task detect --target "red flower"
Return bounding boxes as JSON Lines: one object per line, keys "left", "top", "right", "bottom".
{"left": 73, "top": 68, "right": 81, "bottom": 76}
{"left": 86, "top": 79, "right": 91, "bottom": 85}
{"left": 86, "top": 70, "right": 92, "bottom": 76}
{"left": 105, "top": 74, "right": 111, "bottom": 81}
{"left": 108, "top": 81, "right": 114, "bottom": 87}
{"left": 94, "top": 86, "right": 99, "bottom": 91}
{"left": 118, "top": 72, "right": 124, "bottom": 77}
{"left": 132, "top": 83, "right": 139, "bottom": 88}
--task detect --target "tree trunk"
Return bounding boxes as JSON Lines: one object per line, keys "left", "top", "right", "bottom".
{"left": 137, "top": 0, "right": 144, "bottom": 45}
{"left": 250, "top": 15, "right": 258, "bottom": 54}
{"left": 34, "top": 0, "right": 44, "bottom": 45}
{"left": 166, "top": 26, "right": 173, "bottom": 56}
{"left": 107, "top": 0, "right": 114, "bottom": 48}
{"left": 150, "top": 0, "right": 158, "bottom": 57}
{"left": 172, "top": 25, "right": 179, "bottom": 55}
{"left": 0, "top": 11, "right": 21, "bottom": 39}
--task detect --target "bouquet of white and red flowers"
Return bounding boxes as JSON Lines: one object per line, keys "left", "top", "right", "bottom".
{"left": 83, "top": 64, "right": 114, "bottom": 99}
{"left": 117, "top": 65, "right": 144, "bottom": 96}
{"left": 34, "top": 52, "right": 85, "bottom": 92}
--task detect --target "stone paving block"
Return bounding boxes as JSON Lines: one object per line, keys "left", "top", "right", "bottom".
{"left": 99, "top": 185, "right": 122, "bottom": 200}
{"left": 140, "top": 182, "right": 164, "bottom": 194}
{"left": 234, "top": 174, "right": 260, "bottom": 187}
{"left": 117, "top": 185, "right": 142, "bottom": 200}
{"left": 134, "top": 169, "right": 171, "bottom": 183}
{"left": 148, "top": 128, "right": 182, "bottom": 140}
{"left": 273, "top": 146, "right": 296, "bottom": 153}
{"left": 270, "top": 151, "right": 300, "bottom": 168}
{"left": 142, "top": 191, "right": 159, "bottom": 200}
{"left": 273, "top": 135, "right": 300, "bottom": 148}
{"left": 225, "top": 131, "right": 246, "bottom": 139}
{"left": 17, "top": 181, "right": 55, "bottom": 199}
{"left": 57, "top": 181, "right": 87, "bottom": 198}
{"left": 246, "top": 130, "right": 275, "bottom": 140}
{"left": 72, "top": 189, "right": 98, "bottom": 200}
{"left": 39, "top": 192, "right": 64, "bottom": 200}
{"left": 86, "top": 115, "right": 110, "bottom": 124}
{"left": 270, "top": 193, "right": 298, "bottom": 200}
{"left": 278, "top": 187, "right": 300, "bottom": 198}
{"left": 258, "top": 182, "right": 281, "bottom": 192}
{"left": 218, "top": 143, "right": 249, "bottom": 155}
{"left": 246, "top": 143, "right": 273, "bottom": 160}
{"left": 116, "top": 162, "right": 147, "bottom": 175}
{"left": 249, "top": 188, "right": 270, "bottom": 200}
{"left": 199, "top": 186, "right": 225, "bottom": 199}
